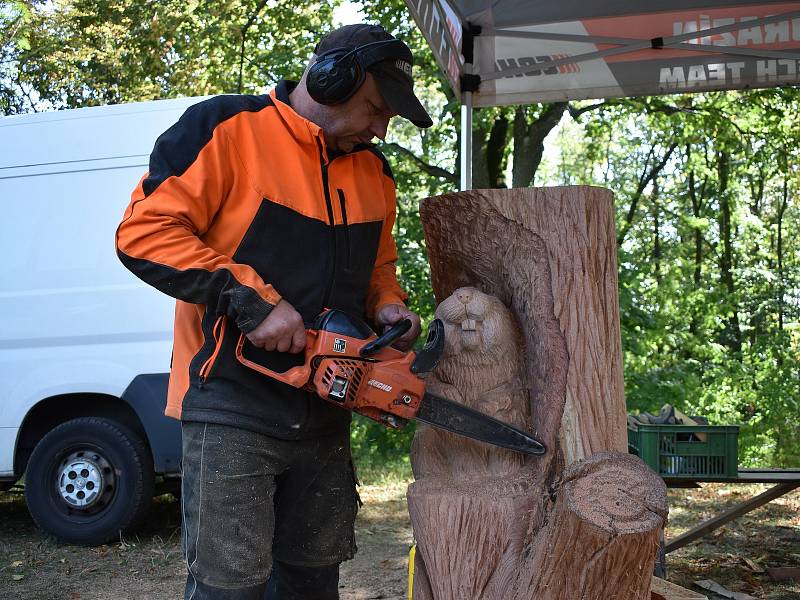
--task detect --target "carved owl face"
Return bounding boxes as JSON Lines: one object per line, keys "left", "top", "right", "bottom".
{"left": 435, "top": 287, "right": 517, "bottom": 357}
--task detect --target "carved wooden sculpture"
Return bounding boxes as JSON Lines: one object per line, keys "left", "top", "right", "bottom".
{"left": 409, "top": 187, "right": 668, "bottom": 600}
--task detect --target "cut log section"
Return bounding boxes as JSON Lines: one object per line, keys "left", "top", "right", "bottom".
{"left": 409, "top": 188, "right": 668, "bottom": 600}
{"left": 650, "top": 577, "right": 709, "bottom": 600}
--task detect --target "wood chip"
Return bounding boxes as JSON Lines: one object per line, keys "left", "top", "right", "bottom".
{"left": 694, "top": 579, "right": 757, "bottom": 600}
{"left": 741, "top": 557, "right": 764, "bottom": 573}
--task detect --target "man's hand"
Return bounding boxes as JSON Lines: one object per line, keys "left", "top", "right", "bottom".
{"left": 375, "top": 304, "right": 422, "bottom": 352}
{"left": 246, "top": 299, "right": 306, "bottom": 353}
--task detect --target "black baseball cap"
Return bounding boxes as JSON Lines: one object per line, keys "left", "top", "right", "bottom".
{"left": 314, "top": 24, "right": 433, "bottom": 128}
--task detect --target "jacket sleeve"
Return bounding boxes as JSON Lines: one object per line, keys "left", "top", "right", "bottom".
{"left": 115, "top": 99, "right": 281, "bottom": 334}
{"left": 365, "top": 168, "right": 409, "bottom": 318}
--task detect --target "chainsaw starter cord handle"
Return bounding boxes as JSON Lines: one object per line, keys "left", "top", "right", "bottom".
{"left": 360, "top": 318, "right": 412, "bottom": 357}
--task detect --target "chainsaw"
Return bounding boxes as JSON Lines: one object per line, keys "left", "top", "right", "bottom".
{"left": 235, "top": 309, "right": 546, "bottom": 457}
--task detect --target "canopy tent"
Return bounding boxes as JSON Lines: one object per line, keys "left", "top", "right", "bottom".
{"left": 405, "top": 1, "right": 800, "bottom": 189}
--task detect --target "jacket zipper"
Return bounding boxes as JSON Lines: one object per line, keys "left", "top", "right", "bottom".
{"left": 318, "top": 139, "right": 337, "bottom": 309}
{"left": 198, "top": 315, "right": 226, "bottom": 385}
{"left": 337, "top": 188, "right": 351, "bottom": 268}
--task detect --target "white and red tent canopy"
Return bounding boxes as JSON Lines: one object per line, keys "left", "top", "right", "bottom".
{"left": 405, "top": 1, "right": 800, "bottom": 188}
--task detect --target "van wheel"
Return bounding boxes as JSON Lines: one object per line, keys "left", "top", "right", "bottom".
{"left": 24, "top": 417, "right": 154, "bottom": 545}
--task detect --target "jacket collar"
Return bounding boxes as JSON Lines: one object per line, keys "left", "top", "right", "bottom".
{"left": 270, "top": 80, "right": 325, "bottom": 148}
{"left": 269, "top": 79, "right": 377, "bottom": 161}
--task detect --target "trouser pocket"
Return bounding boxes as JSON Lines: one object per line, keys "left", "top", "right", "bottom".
{"left": 181, "top": 422, "right": 281, "bottom": 588}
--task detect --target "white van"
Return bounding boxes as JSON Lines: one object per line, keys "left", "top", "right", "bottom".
{"left": 0, "top": 96, "right": 208, "bottom": 545}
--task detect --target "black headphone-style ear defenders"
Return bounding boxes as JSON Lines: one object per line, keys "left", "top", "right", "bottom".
{"left": 306, "top": 39, "right": 409, "bottom": 105}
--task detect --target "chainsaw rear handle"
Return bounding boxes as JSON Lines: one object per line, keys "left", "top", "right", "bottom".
{"left": 234, "top": 330, "right": 315, "bottom": 388}
{"left": 360, "top": 318, "right": 412, "bottom": 357}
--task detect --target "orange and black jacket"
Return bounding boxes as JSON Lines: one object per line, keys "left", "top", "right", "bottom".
{"left": 116, "top": 80, "right": 408, "bottom": 438}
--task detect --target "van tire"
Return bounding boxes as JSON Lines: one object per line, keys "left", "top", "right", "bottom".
{"left": 24, "top": 417, "right": 154, "bottom": 545}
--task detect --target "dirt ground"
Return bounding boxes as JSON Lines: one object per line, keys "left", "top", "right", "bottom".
{"left": 0, "top": 477, "right": 412, "bottom": 600}
{"left": 664, "top": 483, "right": 799, "bottom": 600}
{"left": 0, "top": 479, "right": 797, "bottom": 599}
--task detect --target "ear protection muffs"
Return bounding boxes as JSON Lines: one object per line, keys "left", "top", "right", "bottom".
{"left": 306, "top": 39, "right": 410, "bottom": 105}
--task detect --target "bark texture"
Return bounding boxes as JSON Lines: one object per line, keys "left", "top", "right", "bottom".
{"left": 409, "top": 187, "right": 667, "bottom": 600}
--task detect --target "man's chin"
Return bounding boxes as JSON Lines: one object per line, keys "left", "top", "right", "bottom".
{"left": 334, "top": 139, "right": 372, "bottom": 153}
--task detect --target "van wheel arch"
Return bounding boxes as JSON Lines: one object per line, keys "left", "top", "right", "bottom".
{"left": 14, "top": 393, "right": 147, "bottom": 478}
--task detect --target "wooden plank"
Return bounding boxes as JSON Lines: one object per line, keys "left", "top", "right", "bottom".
{"left": 666, "top": 482, "right": 799, "bottom": 553}
{"left": 694, "top": 580, "right": 757, "bottom": 599}
{"left": 737, "top": 469, "right": 800, "bottom": 483}
{"left": 650, "top": 576, "right": 708, "bottom": 599}
{"left": 767, "top": 567, "right": 800, "bottom": 582}
{"left": 661, "top": 468, "right": 800, "bottom": 486}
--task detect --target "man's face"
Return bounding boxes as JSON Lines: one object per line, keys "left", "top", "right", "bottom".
{"left": 319, "top": 73, "right": 397, "bottom": 153}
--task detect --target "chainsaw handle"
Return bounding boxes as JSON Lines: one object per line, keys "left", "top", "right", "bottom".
{"left": 411, "top": 318, "right": 444, "bottom": 374}
{"left": 234, "top": 331, "right": 313, "bottom": 387}
{"left": 360, "top": 318, "right": 412, "bottom": 357}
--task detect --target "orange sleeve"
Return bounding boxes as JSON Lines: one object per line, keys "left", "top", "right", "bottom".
{"left": 365, "top": 173, "right": 409, "bottom": 318}
{"left": 116, "top": 100, "right": 281, "bottom": 333}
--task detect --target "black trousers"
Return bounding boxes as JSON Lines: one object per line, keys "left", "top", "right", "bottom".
{"left": 186, "top": 560, "right": 339, "bottom": 600}
{"left": 181, "top": 422, "right": 359, "bottom": 599}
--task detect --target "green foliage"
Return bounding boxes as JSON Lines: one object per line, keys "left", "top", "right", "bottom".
{"left": 350, "top": 413, "right": 415, "bottom": 475}
{"left": 545, "top": 90, "right": 800, "bottom": 467}
{"left": 1, "top": 0, "right": 336, "bottom": 113}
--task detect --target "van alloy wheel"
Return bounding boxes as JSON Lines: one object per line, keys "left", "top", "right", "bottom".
{"left": 55, "top": 448, "right": 116, "bottom": 512}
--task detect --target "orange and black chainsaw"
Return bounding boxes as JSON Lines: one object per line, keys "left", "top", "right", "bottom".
{"left": 235, "top": 309, "right": 545, "bottom": 456}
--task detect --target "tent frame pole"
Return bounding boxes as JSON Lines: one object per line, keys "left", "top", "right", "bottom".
{"left": 460, "top": 70, "right": 473, "bottom": 191}
{"left": 459, "top": 23, "right": 479, "bottom": 191}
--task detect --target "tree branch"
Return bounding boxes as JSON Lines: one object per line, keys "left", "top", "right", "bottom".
{"left": 566, "top": 101, "right": 608, "bottom": 119}
{"left": 380, "top": 142, "right": 457, "bottom": 183}
{"left": 617, "top": 142, "right": 678, "bottom": 246}
{"left": 238, "top": 0, "right": 269, "bottom": 94}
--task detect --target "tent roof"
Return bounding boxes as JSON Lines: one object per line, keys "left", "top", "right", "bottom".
{"left": 406, "top": 0, "right": 800, "bottom": 106}
{"left": 444, "top": 0, "right": 776, "bottom": 27}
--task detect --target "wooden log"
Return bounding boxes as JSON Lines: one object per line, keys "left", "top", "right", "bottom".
{"left": 511, "top": 452, "right": 667, "bottom": 599}
{"left": 650, "top": 577, "right": 708, "bottom": 599}
{"left": 409, "top": 187, "right": 668, "bottom": 600}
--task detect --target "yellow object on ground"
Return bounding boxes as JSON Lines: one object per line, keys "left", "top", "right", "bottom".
{"left": 408, "top": 544, "right": 416, "bottom": 599}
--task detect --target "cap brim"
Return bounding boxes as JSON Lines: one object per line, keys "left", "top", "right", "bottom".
{"left": 373, "top": 70, "right": 433, "bottom": 129}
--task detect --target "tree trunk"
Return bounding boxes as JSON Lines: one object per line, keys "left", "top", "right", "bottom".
{"left": 410, "top": 187, "right": 667, "bottom": 600}
{"left": 511, "top": 103, "right": 567, "bottom": 188}
{"left": 652, "top": 179, "right": 662, "bottom": 284}
{"left": 717, "top": 152, "right": 742, "bottom": 354}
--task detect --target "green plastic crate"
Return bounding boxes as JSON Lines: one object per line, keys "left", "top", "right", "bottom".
{"left": 627, "top": 424, "right": 739, "bottom": 479}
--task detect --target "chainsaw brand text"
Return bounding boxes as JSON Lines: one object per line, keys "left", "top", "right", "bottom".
{"left": 367, "top": 379, "right": 393, "bottom": 393}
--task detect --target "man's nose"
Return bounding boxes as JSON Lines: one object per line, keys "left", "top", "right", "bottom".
{"left": 369, "top": 116, "right": 390, "bottom": 141}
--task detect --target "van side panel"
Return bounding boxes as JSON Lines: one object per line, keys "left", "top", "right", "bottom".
{"left": 0, "top": 97, "right": 210, "bottom": 477}
{"left": 0, "top": 428, "right": 18, "bottom": 476}
{"left": 121, "top": 374, "right": 181, "bottom": 474}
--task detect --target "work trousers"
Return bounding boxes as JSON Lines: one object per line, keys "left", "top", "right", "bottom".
{"left": 181, "top": 422, "right": 360, "bottom": 599}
